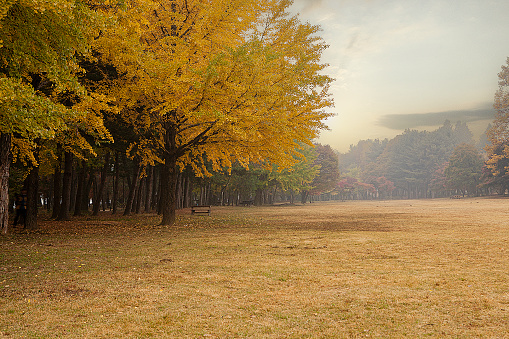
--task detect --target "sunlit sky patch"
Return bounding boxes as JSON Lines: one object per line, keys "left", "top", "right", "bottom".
{"left": 290, "top": 0, "right": 509, "bottom": 151}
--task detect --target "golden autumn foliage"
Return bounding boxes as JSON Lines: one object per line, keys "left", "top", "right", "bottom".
{"left": 1, "top": 0, "right": 334, "bottom": 229}
{"left": 90, "top": 0, "right": 334, "bottom": 224}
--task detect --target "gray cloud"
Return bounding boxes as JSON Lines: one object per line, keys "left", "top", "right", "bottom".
{"left": 377, "top": 107, "right": 495, "bottom": 130}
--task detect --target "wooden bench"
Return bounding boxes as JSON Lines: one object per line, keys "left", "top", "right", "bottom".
{"left": 239, "top": 200, "right": 254, "bottom": 207}
{"left": 191, "top": 205, "right": 211, "bottom": 216}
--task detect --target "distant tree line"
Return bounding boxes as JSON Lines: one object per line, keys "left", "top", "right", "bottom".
{"left": 336, "top": 57, "right": 509, "bottom": 200}
{"left": 338, "top": 120, "right": 490, "bottom": 199}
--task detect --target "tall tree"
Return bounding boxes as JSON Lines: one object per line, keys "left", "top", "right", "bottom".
{"left": 445, "top": 143, "right": 483, "bottom": 196}
{"left": 97, "top": 0, "right": 334, "bottom": 224}
{"left": 0, "top": 0, "right": 101, "bottom": 233}
{"left": 270, "top": 143, "right": 319, "bottom": 204}
{"left": 309, "top": 144, "right": 340, "bottom": 196}
{"left": 486, "top": 57, "right": 509, "bottom": 191}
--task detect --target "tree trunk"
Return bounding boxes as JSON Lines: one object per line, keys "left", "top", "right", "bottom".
{"left": 301, "top": 190, "right": 309, "bottom": 204}
{"left": 184, "top": 173, "right": 192, "bottom": 208}
{"left": 69, "top": 164, "right": 77, "bottom": 212}
{"left": 144, "top": 166, "right": 153, "bottom": 213}
{"left": 157, "top": 171, "right": 163, "bottom": 215}
{"left": 112, "top": 151, "right": 119, "bottom": 214}
{"left": 176, "top": 173, "right": 182, "bottom": 209}
{"left": 161, "top": 155, "right": 178, "bottom": 225}
{"left": 93, "top": 152, "right": 110, "bottom": 216}
{"left": 74, "top": 160, "right": 86, "bottom": 216}
{"left": 134, "top": 177, "right": 144, "bottom": 214}
{"left": 82, "top": 167, "right": 94, "bottom": 212}
{"left": 0, "top": 133, "right": 12, "bottom": 234}
{"left": 51, "top": 144, "right": 63, "bottom": 219}
{"left": 151, "top": 166, "right": 159, "bottom": 211}
{"left": 57, "top": 151, "right": 73, "bottom": 220}
{"left": 161, "top": 122, "right": 178, "bottom": 225}
{"left": 25, "top": 150, "right": 39, "bottom": 230}
{"left": 254, "top": 188, "right": 263, "bottom": 206}
{"left": 123, "top": 160, "right": 140, "bottom": 216}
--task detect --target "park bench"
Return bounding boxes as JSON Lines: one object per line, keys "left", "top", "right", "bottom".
{"left": 240, "top": 200, "right": 254, "bottom": 206}
{"left": 191, "top": 205, "right": 211, "bottom": 216}
{"left": 450, "top": 195, "right": 462, "bottom": 199}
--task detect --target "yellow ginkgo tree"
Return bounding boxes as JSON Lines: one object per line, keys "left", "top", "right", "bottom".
{"left": 0, "top": 0, "right": 105, "bottom": 233}
{"left": 97, "top": 0, "right": 334, "bottom": 225}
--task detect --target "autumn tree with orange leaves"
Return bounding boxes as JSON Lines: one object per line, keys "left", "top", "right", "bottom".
{"left": 95, "top": 0, "right": 334, "bottom": 225}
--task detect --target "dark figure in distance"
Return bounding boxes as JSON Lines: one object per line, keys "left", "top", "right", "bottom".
{"left": 13, "top": 189, "right": 27, "bottom": 228}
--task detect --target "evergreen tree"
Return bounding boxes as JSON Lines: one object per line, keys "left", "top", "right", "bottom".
{"left": 445, "top": 144, "right": 484, "bottom": 196}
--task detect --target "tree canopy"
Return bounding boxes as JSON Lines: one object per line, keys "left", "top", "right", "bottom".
{"left": 338, "top": 121, "right": 483, "bottom": 199}
{"left": 88, "top": 0, "right": 334, "bottom": 224}
{"left": 0, "top": 0, "right": 107, "bottom": 233}
{"left": 1, "top": 0, "right": 334, "bottom": 231}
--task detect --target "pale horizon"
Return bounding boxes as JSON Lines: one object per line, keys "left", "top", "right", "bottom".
{"left": 290, "top": 0, "right": 507, "bottom": 152}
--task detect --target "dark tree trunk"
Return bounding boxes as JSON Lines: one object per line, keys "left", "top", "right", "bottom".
{"left": 144, "top": 166, "right": 153, "bottom": 213}
{"left": 93, "top": 152, "right": 110, "bottom": 216}
{"left": 183, "top": 174, "right": 189, "bottom": 208}
{"left": 83, "top": 168, "right": 94, "bottom": 212}
{"left": 102, "top": 192, "right": 106, "bottom": 211}
{"left": 186, "top": 175, "right": 193, "bottom": 208}
{"left": 160, "top": 156, "right": 177, "bottom": 225}
{"left": 69, "top": 163, "right": 77, "bottom": 212}
{"left": 92, "top": 174, "right": 97, "bottom": 210}
{"left": 301, "top": 190, "right": 309, "bottom": 204}
{"left": 123, "top": 160, "right": 140, "bottom": 216}
{"left": 112, "top": 151, "right": 119, "bottom": 214}
{"left": 74, "top": 160, "right": 86, "bottom": 216}
{"left": 134, "top": 177, "right": 144, "bottom": 214}
{"left": 57, "top": 151, "right": 73, "bottom": 220}
{"left": 157, "top": 173, "right": 163, "bottom": 215}
{"left": 0, "top": 133, "right": 12, "bottom": 234}
{"left": 207, "top": 182, "right": 212, "bottom": 205}
{"left": 161, "top": 122, "right": 178, "bottom": 225}
{"left": 51, "top": 144, "right": 63, "bottom": 219}
{"left": 176, "top": 173, "right": 182, "bottom": 209}
{"left": 25, "top": 149, "right": 39, "bottom": 230}
{"left": 45, "top": 177, "right": 52, "bottom": 211}
{"left": 151, "top": 166, "right": 159, "bottom": 211}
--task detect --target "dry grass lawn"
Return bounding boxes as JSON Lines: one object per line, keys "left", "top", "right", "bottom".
{"left": 2, "top": 197, "right": 509, "bottom": 338}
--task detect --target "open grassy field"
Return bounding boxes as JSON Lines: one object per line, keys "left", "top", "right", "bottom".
{"left": 2, "top": 198, "right": 509, "bottom": 338}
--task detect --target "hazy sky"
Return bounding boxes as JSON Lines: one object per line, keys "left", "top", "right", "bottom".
{"left": 289, "top": 0, "right": 509, "bottom": 152}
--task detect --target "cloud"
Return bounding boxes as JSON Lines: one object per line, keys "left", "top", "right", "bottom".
{"left": 300, "top": 0, "right": 324, "bottom": 12}
{"left": 377, "top": 107, "right": 495, "bottom": 130}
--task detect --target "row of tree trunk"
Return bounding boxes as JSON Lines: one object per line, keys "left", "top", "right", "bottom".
{"left": 17, "top": 145, "right": 205, "bottom": 230}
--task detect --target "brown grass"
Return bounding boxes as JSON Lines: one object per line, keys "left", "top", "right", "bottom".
{"left": 2, "top": 198, "right": 509, "bottom": 338}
